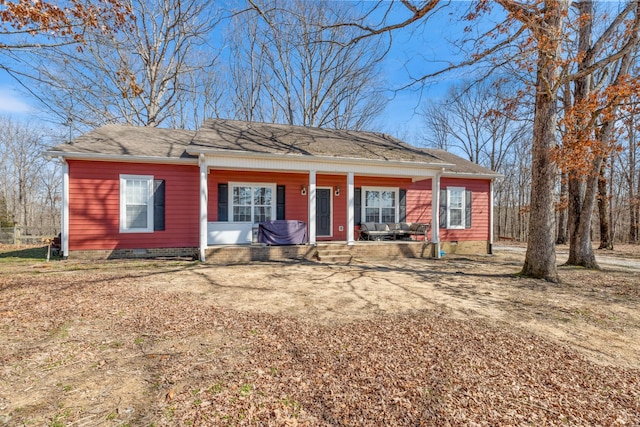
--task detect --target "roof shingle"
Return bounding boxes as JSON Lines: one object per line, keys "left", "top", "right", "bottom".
{"left": 47, "top": 119, "right": 499, "bottom": 177}
{"left": 190, "top": 119, "right": 446, "bottom": 164}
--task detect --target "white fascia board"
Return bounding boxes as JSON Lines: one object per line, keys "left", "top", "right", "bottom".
{"left": 441, "top": 171, "right": 503, "bottom": 180}
{"left": 192, "top": 149, "right": 455, "bottom": 178}
{"left": 44, "top": 150, "right": 198, "bottom": 165}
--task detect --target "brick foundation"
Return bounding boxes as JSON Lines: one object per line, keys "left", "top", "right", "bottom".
{"left": 68, "top": 247, "right": 198, "bottom": 260}
{"left": 67, "top": 241, "right": 490, "bottom": 263}
{"left": 439, "top": 241, "right": 490, "bottom": 256}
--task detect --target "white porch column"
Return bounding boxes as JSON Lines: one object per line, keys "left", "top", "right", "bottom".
{"left": 431, "top": 172, "right": 441, "bottom": 258}
{"left": 347, "top": 172, "right": 355, "bottom": 245}
{"left": 61, "top": 160, "right": 69, "bottom": 259}
{"left": 199, "top": 155, "right": 208, "bottom": 261}
{"left": 489, "top": 179, "right": 495, "bottom": 255}
{"left": 308, "top": 170, "right": 316, "bottom": 245}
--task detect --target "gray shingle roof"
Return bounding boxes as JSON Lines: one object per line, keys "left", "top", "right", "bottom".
{"left": 47, "top": 119, "right": 499, "bottom": 177}
{"left": 190, "top": 119, "right": 447, "bottom": 164}
{"left": 47, "top": 124, "right": 196, "bottom": 160}
{"left": 422, "top": 148, "right": 500, "bottom": 176}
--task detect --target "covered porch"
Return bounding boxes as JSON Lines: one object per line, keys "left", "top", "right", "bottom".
{"left": 194, "top": 152, "right": 450, "bottom": 262}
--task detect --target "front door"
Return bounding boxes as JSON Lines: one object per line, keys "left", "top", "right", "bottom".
{"left": 316, "top": 188, "right": 331, "bottom": 237}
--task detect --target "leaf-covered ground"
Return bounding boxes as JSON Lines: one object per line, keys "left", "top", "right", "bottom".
{"left": 0, "top": 245, "right": 639, "bottom": 426}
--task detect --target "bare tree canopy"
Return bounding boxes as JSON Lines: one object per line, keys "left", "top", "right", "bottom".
{"left": 421, "top": 79, "right": 531, "bottom": 171}
{"left": 0, "top": 116, "right": 60, "bottom": 229}
{"left": 232, "top": 0, "right": 389, "bottom": 130}
{"left": 14, "top": 0, "right": 223, "bottom": 130}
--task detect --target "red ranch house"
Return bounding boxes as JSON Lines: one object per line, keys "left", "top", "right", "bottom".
{"left": 46, "top": 119, "right": 501, "bottom": 262}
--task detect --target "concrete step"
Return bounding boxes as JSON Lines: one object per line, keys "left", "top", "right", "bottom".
{"left": 315, "top": 245, "right": 352, "bottom": 264}
{"left": 317, "top": 253, "right": 353, "bottom": 264}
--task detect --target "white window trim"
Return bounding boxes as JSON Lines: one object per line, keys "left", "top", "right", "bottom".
{"left": 120, "top": 174, "right": 154, "bottom": 233}
{"left": 447, "top": 186, "right": 466, "bottom": 229}
{"left": 229, "top": 181, "right": 277, "bottom": 224}
{"left": 361, "top": 186, "right": 399, "bottom": 223}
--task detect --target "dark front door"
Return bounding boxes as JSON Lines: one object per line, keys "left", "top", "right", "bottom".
{"left": 316, "top": 188, "right": 331, "bottom": 236}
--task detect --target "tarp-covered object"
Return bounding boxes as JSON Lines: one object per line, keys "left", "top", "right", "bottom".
{"left": 258, "top": 220, "right": 307, "bottom": 245}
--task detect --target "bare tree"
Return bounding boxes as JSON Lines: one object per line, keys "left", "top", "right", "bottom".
{"left": 557, "top": 1, "right": 640, "bottom": 268}
{"left": 421, "top": 80, "right": 530, "bottom": 171}
{"left": 0, "top": 116, "right": 59, "bottom": 230}
{"left": 617, "top": 101, "right": 640, "bottom": 244}
{"left": 231, "top": 0, "right": 388, "bottom": 130}
{"left": 21, "top": 0, "right": 223, "bottom": 130}
{"left": 336, "top": 0, "right": 640, "bottom": 280}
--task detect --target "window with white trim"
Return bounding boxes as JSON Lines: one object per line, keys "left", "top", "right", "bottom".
{"left": 447, "top": 187, "right": 465, "bottom": 229}
{"left": 230, "top": 183, "right": 276, "bottom": 223}
{"left": 363, "top": 187, "right": 398, "bottom": 223}
{"left": 120, "top": 175, "right": 154, "bottom": 233}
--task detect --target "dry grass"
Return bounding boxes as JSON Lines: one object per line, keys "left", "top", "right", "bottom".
{"left": 0, "top": 244, "right": 639, "bottom": 426}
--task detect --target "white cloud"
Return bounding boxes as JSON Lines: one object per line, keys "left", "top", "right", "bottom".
{"left": 0, "top": 87, "right": 32, "bottom": 114}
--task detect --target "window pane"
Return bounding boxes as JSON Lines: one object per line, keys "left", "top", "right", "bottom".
{"left": 450, "top": 189, "right": 463, "bottom": 209}
{"left": 381, "top": 208, "right": 395, "bottom": 223}
{"left": 254, "top": 187, "right": 272, "bottom": 206}
{"left": 254, "top": 206, "right": 272, "bottom": 223}
{"left": 126, "top": 205, "right": 148, "bottom": 229}
{"left": 365, "top": 191, "right": 379, "bottom": 207}
{"left": 123, "top": 178, "right": 150, "bottom": 230}
{"left": 127, "top": 179, "right": 149, "bottom": 204}
{"left": 381, "top": 191, "right": 395, "bottom": 208}
{"left": 450, "top": 209, "right": 463, "bottom": 227}
{"left": 365, "top": 208, "right": 379, "bottom": 223}
{"left": 233, "top": 206, "right": 251, "bottom": 222}
{"left": 233, "top": 187, "right": 252, "bottom": 205}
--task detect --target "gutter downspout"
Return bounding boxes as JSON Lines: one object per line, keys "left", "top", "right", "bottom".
{"left": 489, "top": 178, "right": 495, "bottom": 255}
{"left": 61, "top": 160, "right": 69, "bottom": 259}
{"left": 431, "top": 170, "right": 442, "bottom": 258}
{"left": 199, "top": 155, "right": 208, "bottom": 262}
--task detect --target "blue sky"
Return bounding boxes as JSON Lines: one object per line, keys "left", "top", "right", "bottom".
{"left": 0, "top": 81, "right": 32, "bottom": 115}
{"left": 0, "top": 1, "right": 482, "bottom": 143}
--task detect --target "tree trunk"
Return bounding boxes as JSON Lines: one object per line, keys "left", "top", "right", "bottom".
{"left": 566, "top": 175, "right": 584, "bottom": 264}
{"left": 565, "top": 0, "right": 599, "bottom": 269}
{"left": 521, "top": 61, "right": 561, "bottom": 281}
{"left": 598, "top": 158, "right": 613, "bottom": 249}
{"left": 572, "top": 156, "right": 602, "bottom": 269}
{"left": 556, "top": 172, "right": 568, "bottom": 244}
{"left": 630, "top": 123, "right": 638, "bottom": 243}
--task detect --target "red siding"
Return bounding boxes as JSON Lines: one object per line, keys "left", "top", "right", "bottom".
{"left": 210, "top": 171, "right": 353, "bottom": 241}
{"left": 354, "top": 177, "right": 491, "bottom": 242}
{"left": 68, "top": 160, "right": 200, "bottom": 250}
{"left": 439, "top": 178, "right": 491, "bottom": 241}
{"left": 208, "top": 169, "right": 309, "bottom": 223}
{"left": 406, "top": 179, "right": 432, "bottom": 224}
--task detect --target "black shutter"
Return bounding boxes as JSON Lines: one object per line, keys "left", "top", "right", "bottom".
{"left": 354, "top": 188, "right": 362, "bottom": 225}
{"left": 439, "top": 188, "right": 447, "bottom": 228}
{"left": 218, "top": 183, "right": 228, "bottom": 222}
{"left": 465, "top": 189, "right": 472, "bottom": 229}
{"left": 153, "top": 180, "right": 165, "bottom": 231}
{"left": 399, "top": 189, "right": 407, "bottom": 222}
{"left": 276, "top": 185, "right": 285, "bottom": 220}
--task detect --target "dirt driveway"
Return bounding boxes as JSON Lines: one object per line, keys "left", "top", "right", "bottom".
{"left": 140, "top": 248, "right": 640, "bottom": 370}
